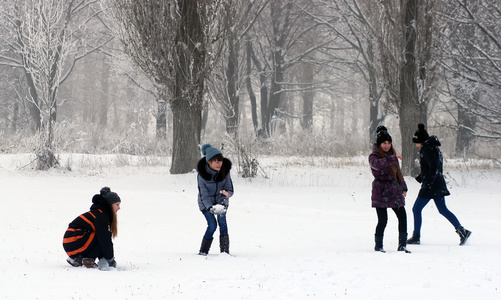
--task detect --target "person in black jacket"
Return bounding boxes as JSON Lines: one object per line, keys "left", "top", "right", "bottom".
{"left": 407, "top": 124, "right": 471, "bottom": 246}
{"left": 63, "top": 187, "right": 121, "bottom": 269}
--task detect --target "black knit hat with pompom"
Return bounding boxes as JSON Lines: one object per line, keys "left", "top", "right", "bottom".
{"left": 100, "top": 187, "right": 121, "bottom": 205}
{"left": 376, "top": 127, "right": 392, "bottom": 146}
{"left": 412, "top": 123, "right": 430, "bottom": 144}
{"left": 376, "top": 125, "right": 388, "bottom": 133}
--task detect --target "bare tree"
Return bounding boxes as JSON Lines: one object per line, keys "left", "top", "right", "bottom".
{"left": 312, "top": 0, "right": 438, "bottom": 173}
{"left": 306, "top": 0, "right": 388, "bottom": 143}
{"left": 108, "top": 0, "right": 225, "bottom": 174}
{"left": 438, "top": 0, "right": 501, "bottom": 156}
{"left": 371, "top": 0, "right": 437, "bottom": 174}
{"left": 206, "top": 0, "right": 268, "bottom": 138}
{"left": 0, "top": 0, "right": 111, "bottom": 169}
{"left": 245, "top": 0, "right": 334, "bottom": 138}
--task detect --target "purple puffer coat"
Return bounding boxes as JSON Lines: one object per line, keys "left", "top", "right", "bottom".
{"left": 369, "top": 144, "right": 407, "bottom": 208}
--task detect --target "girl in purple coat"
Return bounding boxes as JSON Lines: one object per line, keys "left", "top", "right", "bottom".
{"left": 369, "top": 126, "right": 410, "bottom": 253}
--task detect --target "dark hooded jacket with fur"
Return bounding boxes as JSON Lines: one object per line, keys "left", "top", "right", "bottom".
{"left": 197, "top": 157, "right": 234, "bottom": 212}
{"left": 416, "top": 135, "right": 450, "bottom": 199}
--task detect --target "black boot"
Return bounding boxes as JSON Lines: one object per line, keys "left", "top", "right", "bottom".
{"left": 374, "top": 235, "right": 385, "bottom": 252}
{"left": 198, "top": 237, "right": 213, "bottom": 256}
{"left": 398, "top": 233, "right": 411, "bottom": 253}
{"left": 407, "top": 233, "right": 420, "bottom": 245}
{"left": 220, "top": 235, "right": 230, "bottom": 254}
{"left": 456, "top": 226, "right": 471, "bottom": 246}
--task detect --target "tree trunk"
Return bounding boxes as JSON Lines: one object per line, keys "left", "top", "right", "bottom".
{"left": 260, "top": 80, "right": 270, "bottom": 138}
{"left": 264, "top": 0, "right": 291, "bottom": 137}
{"left": 12, "top": 102, "right": 19, "bottom": 132}
{"left": 201, "top": 100, "right": 208, "bottom": 133}
{"left": 454, "top": 14, "right": 476, "bottom": 157}
{"left": 248, "top": 41, "right": 269, "bottom": 138}
{"left": 24, "top": 71, "right": 41, "bottom": 131}
{"left": 170, "top": 0, "right": 205, "bottom": 174}
{"left": 246, "top": 41, "right": 258, "bottom": 134}
{"left": 399, "top": 0, "right": 424, "bottom": 176}
{"left": 225, "top": 31, "right": 240, "bottom": 137}
{"left": 99, "top": 59, "right": 110, "bottom": 128}
{"left": 455, "top": 99, "right": 476, "bottom": 156}
{"left": 300, "top": 63, "right": 314, "bottom": 131}
{"left": 330, "top": 95, "right": 336, "bottom": 133}
{"left": 170, "top": 99, "right": 201, "bottom": 174}
{"left": 268, "top": 46, "right": 285, "bottom": 135}
{"left": 367, "top": 38, "right": 384, "bottom": 144}
{"left": 156, "top": 100, "right": 167, "bottom": 140}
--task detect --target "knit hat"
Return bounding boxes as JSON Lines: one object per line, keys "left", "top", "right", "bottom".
{"left": 376, "top": 125, "right": 388, "bottom": 133}
{"left": 201, "top": 143, "right": 222, "bottom": 162}
{"left": 376, "top": 129, "right": 392, "bottom": 146}
{"left": 412, "top": 123, "right": 430, "bottom": 144}
{"left": 100, "top": 187, "right": 121, "bottom": 205}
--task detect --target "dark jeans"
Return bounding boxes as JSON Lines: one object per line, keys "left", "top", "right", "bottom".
{"left": 375, "top": 206, "right": 407, "bottom": 237}
{"left": 202, "top": 210, "right": 228, "bottom": 240}
{"left": 411, "top": 196, "right": 461, "bottom": 234}
{"left": 73, "top": 242, "right": 103, "bottom": 259}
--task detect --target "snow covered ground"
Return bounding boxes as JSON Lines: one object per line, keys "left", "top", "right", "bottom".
{"left": 0, "top": 154, "right": 499, "bottom": 299}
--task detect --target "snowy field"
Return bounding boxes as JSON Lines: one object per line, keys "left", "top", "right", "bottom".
{"left": 0, "top": 154, "right": 500, "bottom": 300}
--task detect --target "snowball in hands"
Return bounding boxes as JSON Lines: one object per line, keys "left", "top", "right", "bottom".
{"left": 210, "top": 204, "right": 227, "bottom": 215}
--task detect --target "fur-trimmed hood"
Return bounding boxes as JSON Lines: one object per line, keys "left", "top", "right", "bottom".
{"left": 197, "top": 157, "right": 232, "bottom": 182}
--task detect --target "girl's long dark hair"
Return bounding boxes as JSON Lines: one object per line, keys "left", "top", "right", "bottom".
{"left": 378, "top": 145, "right": 404, "bottom": 183}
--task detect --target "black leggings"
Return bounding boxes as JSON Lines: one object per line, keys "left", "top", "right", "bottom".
{"left": 375, "top": 207, "right": 407, "bottom": 237}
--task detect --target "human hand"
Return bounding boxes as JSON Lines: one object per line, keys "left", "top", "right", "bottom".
{"left": 396, "top": 154, "right": 402, "bottom": 160}
{"left": 220, "top": 190, "right": 231, "bottom": 198}
{"left": 107, "top": 258, "right": 117, "bottom": 268}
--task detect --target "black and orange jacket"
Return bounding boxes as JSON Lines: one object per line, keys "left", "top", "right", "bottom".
{"left": 62, "top": 195, "right": 114, "bottom": 259}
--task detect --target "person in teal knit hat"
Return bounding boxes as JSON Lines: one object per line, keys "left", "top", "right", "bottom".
{"left": 196, "top": 143, "right": 234, "bottom": 255}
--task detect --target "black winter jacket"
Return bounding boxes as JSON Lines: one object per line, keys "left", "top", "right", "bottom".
{"left": 416, "top": 136, "right": 450, "bottom": 199}
{"left": 62, "top": 195, "right": 114, "bottom": 259}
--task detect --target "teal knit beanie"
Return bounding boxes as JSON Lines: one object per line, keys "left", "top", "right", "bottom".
{"left": 201, "top": 143, "right": 222, "bottom": 162}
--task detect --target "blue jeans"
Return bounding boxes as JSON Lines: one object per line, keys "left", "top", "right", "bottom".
{"left": 202, "top": 211, "right": 228, "bottom": 240}
{"left": 411, "top": 196, "right": 461, "bottom": 234}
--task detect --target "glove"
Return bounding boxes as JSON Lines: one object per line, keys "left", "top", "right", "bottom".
{"left": 108, "top": 258, "right": 117, "bottom": 268}
{"left": 98, "top": 257, "right": 117, "bottom": 270}
{"left": 415, "top": 174, "right": 423, "bottom": 183}
{"left": 210, "top": 204, "right": 227, "bottom": 215}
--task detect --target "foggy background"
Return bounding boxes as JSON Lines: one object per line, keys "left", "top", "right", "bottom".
{"left": 0, "top": 0, "right": 500, "bottom": 174}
